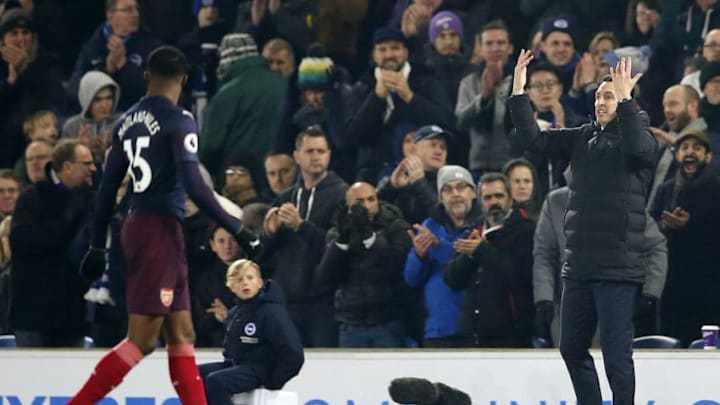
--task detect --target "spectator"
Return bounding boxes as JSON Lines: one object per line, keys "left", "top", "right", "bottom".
{"left": 264, "top": 152, "right": 297, "bottom": 199}
{"left": 200, "top": 33, "right": 286, "bottom": 182}
{"left": 502, "top": 158, "right": 541, "bottom": 222}
{"left": 509, "top": 50, "right": 656, "bottom": 405}
{"left": 68, "top": 0, "right": 162, "bottom": 113}
{"left": 9, "top": 140, "right": 96, "bottom": 347}
{"left": 241, "top": 202, "right": 271, "bottom": 235}
{"left": 221, "top": 151, "right": 267, "bottom": 208}
{"left": 567, "top": 32, "right": 619, "bottom": 117}
{"left": 534, "top": 185, "right": 668, "bottom": 346}
{"left": 0, "top": 215, "right": 11, "bottom": 334}
{"left": 523, "top": 63, "right": 584, "bottom": 191}
{"left": 273, "top": 49, "right": 356, "bottom": 182}
{"left": 700, "top": 61, "right": 720, "bottom": 137}
{"left": 347, "top": 26, "right": 453, "bottom": 183}
{"left": 650, "top": 129, "right": 720, "bottom": 346}
{"left": 681, "top": 29, "right": 720, "bottom": 95}
{"left": 234, "top": 0, "right": 318, "bottom": 57}
{"left": 199, "top": 259, "right": 304, "bottom": 403}
{"left": 263, "top": 38, "right": 295, "bottom": 78}
{"left": 0, "top": 169, "right": 20, "bottom": 220}
{"left": 424, "top": 11, "right": 471, "bottom": 111}
{"left": 648, "top": 85, "right": 707, "bottom": 204}
{"left": 404, "top": 165, "right": 481, "bottom": 347}
{"left": 0, "top": 8, "right": 65, "bottom": 169}
{"left": 318, "top": 182, "right": 412, "bottom": 348}
{"left": 21, "top": 110, "right": 59, "bottom": 145}
{"left": 455, "top": 20, "right": 516, "bottom": 178}
{"left": 378, "top": 125, "right": 448, "bottom": 226}
{"left": 672, "top": 0, "right": 720, "bottom": 63}
{"left": 193, "top": 223, "right": 242, "bottom": 347}
{"left": 536, "top": 15, "right": 580, "bottom": 98}
{"left": 63, "top": 71, "right": 122, "bottom": 162}
{"left": 261, "top": 127, "right": 348, "bottom": 347}
{"left": 444, "top": 172, "right": 535, "bottom": 347}
{"left": 22, "top": 139, "right": 52, "bottom": 184}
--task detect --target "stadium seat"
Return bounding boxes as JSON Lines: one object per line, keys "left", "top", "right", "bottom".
{"left": 83, "top": 336, "right": 95, "bottom": 348}
{"left": 632, "top": 335, "right": 682, "bottom": 349}
{"left": 532, "top": 336, "right": 552, "bottom": 348}
{"left": 688, "top": 338, "right": 720, "bottom": 349}
{"left": 0, "top": 335, "right": 16, "bottom": 348}
{"left": 231, "top": 389, "right": 298, "bottom": 405}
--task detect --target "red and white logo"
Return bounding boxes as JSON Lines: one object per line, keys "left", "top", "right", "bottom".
{"left": 160, "top": 288, "right": 174, "bottom": 307}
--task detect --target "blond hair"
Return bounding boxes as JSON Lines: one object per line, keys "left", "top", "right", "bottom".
{"left": 226, "top": 259, "right": 261, "bottom": 287}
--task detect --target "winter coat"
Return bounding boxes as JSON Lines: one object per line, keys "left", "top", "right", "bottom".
{"left": 444, "top": 208, "right": 535, "bottom": 346}
{"left": 223, "top": 281, "right": 304, "bottom": 389}
{"left": 377, "top": 170, "right": 437, "bottom": 226}
{"left": 509, "top": 95, "right": 657, "bottom": 284}
{"left": 318, "top": 202, "right": 411, "bottom": 325}
{"left": 62, "top": 71, "right": 122, "bottom": 139}
{"left": 260, "top": 172, "right": 348, "bottom": 302}
{"left": 193, "top": 259, "right": 237, "bottom": 347}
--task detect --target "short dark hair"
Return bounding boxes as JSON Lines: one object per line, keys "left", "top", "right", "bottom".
{"left": 294, "top": 125, "right": 328, "bottom": 150}
{"left": 147, "top": 46, "right": 188, "bottom": 78}
{"left": 479, "top": 172, "right": 511, "bottom": 196}
{"left": 51, "top": 140, "right": 81, "bottom": 172}
{"left": 105, "top": 0, "right": 117, "bottom": 12}
{"left": 0, "top": 169, "right": 21, "bottom": 187}
{"left": 477, "top": 19, "right": 512, "bottom": 43}
{"left": 526, "top": 63, "right": 561, "bottom": 87}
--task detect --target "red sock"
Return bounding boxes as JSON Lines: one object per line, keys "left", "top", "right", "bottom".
{"left": 168, "top": 343, "right": 207, "bottom": 405}
{"left": 67, "top": 339, "right": 144, "bottom": 405}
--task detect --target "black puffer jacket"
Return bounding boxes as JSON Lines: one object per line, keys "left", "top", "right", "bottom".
{"left": 444, "top": 208, "right": 535, "bottom": 346}
{"left": 318, "top": 202, "right": 412, "bottom": 325}
{"left": 509, "top": 95, "right": 657, "bottom": 284}
{"left": 223, "top": 281, "right": 304, "bottom": 390}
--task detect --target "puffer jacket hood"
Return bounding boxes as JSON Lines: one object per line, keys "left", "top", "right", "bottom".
{"left": 78, "top": 71, "right": 120, "bottom": 118}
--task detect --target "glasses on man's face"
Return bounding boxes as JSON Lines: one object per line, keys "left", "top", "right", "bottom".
{"left": 225, "top": 168, "right": 249, "bottom": 176}
{"left": 704, "top": 42, "right": 720, "bottom": 49}
{"left": 441, "top": 182, "right": 471, "bottom": 194}
{"left": 527, "top": 80, "right": 560, "bottom": 91}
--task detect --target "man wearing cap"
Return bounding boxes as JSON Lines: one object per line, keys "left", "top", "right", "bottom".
{"left": 404, "top": 164, "right": 482, "bottom": 348}
{"left": 68, "top": 0, "right": 162, "bottom": 113}
{"left": 199, "top": 33, "right": 286, "bottom": 182}
{"left": 0, "top": 7, "right": 65, "bottom": 169}
{"left": 536, "top": 15, "right": 580, "bottom": 98}
{"left": 456, "top": 19, "right": 517, "bottom": 178}
{"left": 347, "top": 26, "right": 454, "bottom": 184}
{"left": 650, "top": 129, "right": 720, "bottom": 347}
{"left": 509, "top": 51, "right": 656, "bottom": 404}
{"left": 378, "top": 124, "right": 449, "bottom": 225}
{"left": 444, "top": 172, "right": 535, "bottom": 347}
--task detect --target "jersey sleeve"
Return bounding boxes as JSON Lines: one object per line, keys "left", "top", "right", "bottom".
{"left": 172, "top": 111, "right": 243, "bottom": 234}
{"left": 92, "top": 127, "right": 130, "bottom": 247}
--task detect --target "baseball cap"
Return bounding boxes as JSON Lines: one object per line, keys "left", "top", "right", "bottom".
{"left": 414, "top": 125, "right": 453, "bottom": 143}
{"left": 676, "top": 129, "right": 711, "bottom": 152}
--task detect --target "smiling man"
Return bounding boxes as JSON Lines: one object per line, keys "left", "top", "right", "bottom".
{"left": 650, "top": 129, "right": 720, "bottom": 347}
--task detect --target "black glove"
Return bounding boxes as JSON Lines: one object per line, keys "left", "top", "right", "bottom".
{"left": 234, "top": 227, "right": 263, "bottom": 260}
{"left": 348, "top": 204, "right": 373, "bottom": 240}
{"left": 79, "top": 246, "right": 106, "bottom": 283}
{"left": 335, "top": 206, "right": 353, "bottom": 245}
{"left": 634, "top": 294, "right": 658, "bottom": 318}
{"left": 534, "top": 300, "right": 554, "bottom": 340}
{"left": 388, "top": 377, "right": 439, "bottom": 405}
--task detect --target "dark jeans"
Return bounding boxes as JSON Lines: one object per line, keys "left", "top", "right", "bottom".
{"left": 199, "top": 361, "right": 261, "bottom": 405}
{"left": 287, "top": 295, "right": 338, "bottom": 348}
{"left": 559, "top": 279, "right": 638, "bottom": 405}
{"left": 14, "top": 329, "right": 85, "bottom": 348}
{"left": 339, "top": 319, "right": 406, "bottom": 348}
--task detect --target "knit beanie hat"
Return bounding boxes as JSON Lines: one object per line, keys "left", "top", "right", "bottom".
{"left": 216, "top": 33, "right": 258, "bottom": 81}
{"left": 700, "top": 61, "right": 720, "bottom": 91}
{"left": 297, "top": 57, "right": 334, "bottom": 91}
{"left": 429, "top": 11, "right": 463, "bottom": 44}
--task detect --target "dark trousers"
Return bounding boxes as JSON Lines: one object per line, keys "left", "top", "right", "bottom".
{"left": 559, "top": 279, "right": 638, "bottom": 405}
{"left": 287, "top": 295, "right": 338, "bottom": 348}
{"left": 199, "top": 361, "right": 262, "bottom": 405}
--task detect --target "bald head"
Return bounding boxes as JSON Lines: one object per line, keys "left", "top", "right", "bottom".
{"left": 346, "top": 182, "right": 379, "bottom": 220}
{"left": 663, "top": 84, "right": 700, "bottom": 132}
{"left": 703, "top": 29, "right": 720, "bottom": 62}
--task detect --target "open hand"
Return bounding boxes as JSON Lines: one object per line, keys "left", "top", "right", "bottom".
{"left": 610, "top": 57, "right": 642, "bottom": 100}
{"left": 512, "top": 49, "right": 534, "bottom": 95}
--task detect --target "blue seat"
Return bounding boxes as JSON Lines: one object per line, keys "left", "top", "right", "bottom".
{"left": 632, "top": 335, "right": 682, "bottom": 349}
{"left": 532, "top": 336, "right": 553, "bottom": 348}
{"left": 0, "top": 335, "right": 16, "bottom": 348}
{"left": 83, "top": 336, "right": 95, "bottom": 348}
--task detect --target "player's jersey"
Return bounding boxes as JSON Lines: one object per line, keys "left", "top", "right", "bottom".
{"left": 113, "top": 95, "right": 198, "bottom": 220}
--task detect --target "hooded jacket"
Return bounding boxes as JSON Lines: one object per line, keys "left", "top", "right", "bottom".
{"left": 260, "top": 172, "right": 348, "bottom": 302}
{"left": 62, "top": 71, "right": 122, "bottom": 139}
{"left": 509, "top": 95, "right": 657, "bottom": 284}
{"left": 223, "top": 280, "right": 304, "bottom": 390}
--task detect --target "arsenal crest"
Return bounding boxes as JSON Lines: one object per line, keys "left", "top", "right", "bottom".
{"left": 160, "top": 288, "right": 174, "bottom": 307}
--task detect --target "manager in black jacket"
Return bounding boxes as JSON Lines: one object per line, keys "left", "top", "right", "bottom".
{"left": 508, "top": 52, "right": 657, "bottom": 405}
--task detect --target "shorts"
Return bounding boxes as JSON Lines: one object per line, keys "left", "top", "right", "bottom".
{"left": 121, "top": 211, "right": 190, "bottom": 315}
